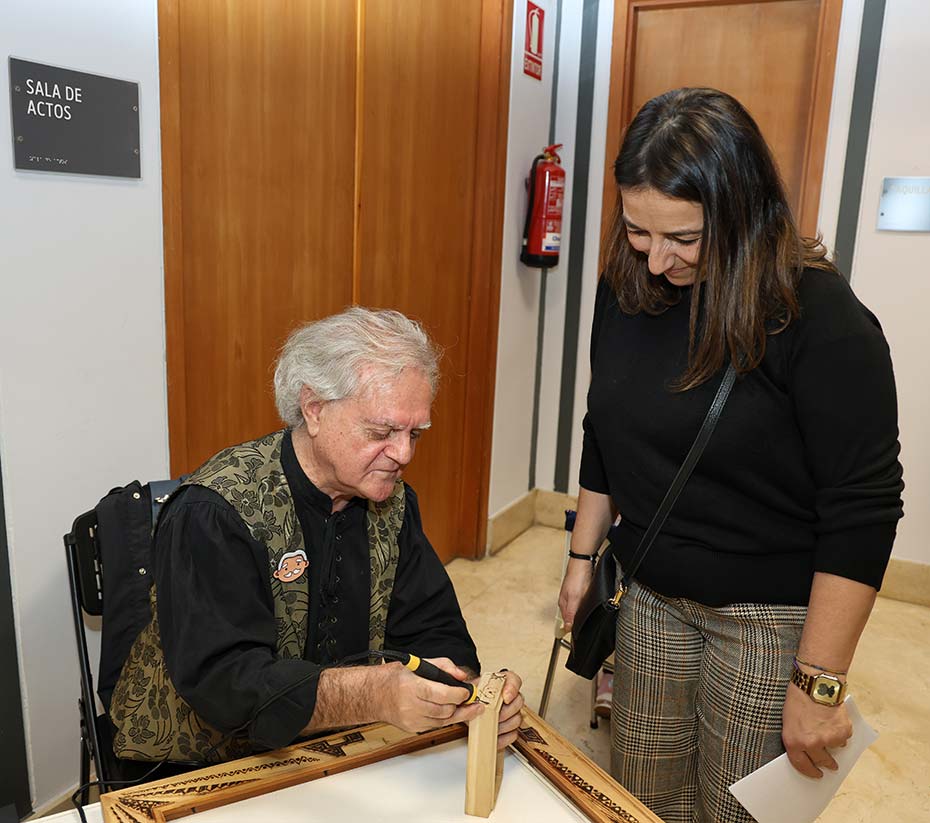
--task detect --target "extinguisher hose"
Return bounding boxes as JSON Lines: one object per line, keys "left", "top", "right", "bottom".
{"left": 522, "top": 154, "right": 545, "bottom": 250}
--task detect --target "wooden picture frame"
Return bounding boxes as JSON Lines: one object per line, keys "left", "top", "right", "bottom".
{"left": 100, "top": 708, "right": 663, "bottom": 823}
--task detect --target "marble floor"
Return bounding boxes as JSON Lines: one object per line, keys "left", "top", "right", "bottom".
{"left": 446, "top": 525, "right": 930, "bottom": 823}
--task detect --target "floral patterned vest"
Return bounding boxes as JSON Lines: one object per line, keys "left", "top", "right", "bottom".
{"left": 109, "top": 430, "right": 405, "bottom": 763}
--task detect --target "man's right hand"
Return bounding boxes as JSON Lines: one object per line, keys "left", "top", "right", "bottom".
{"left": 305, "top": 659, "right": 483, "bottom": 735}
{"left": 381, "top": 658, "right": 484, "bottom": 733}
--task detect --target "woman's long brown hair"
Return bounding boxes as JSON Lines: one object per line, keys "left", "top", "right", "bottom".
{"left": 603, "top": 88, "right": 837, "bottom": 390}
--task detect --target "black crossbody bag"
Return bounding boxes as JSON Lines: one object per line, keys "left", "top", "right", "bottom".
{"left": 566, "top": 363, "right": 737, "bottom": 679}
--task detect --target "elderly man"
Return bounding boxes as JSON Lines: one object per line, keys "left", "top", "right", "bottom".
{"left": 110, "top": 308, "right": 523, "bottom": 763}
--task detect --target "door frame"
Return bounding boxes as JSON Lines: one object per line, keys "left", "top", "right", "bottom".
{"left": 601, "top": 0, "right": 844, "bottom": 242}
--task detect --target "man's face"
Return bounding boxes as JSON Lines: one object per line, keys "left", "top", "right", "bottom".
{"left": 273, "top": 553, "right": 308, "bottom": 582}
{"left": 305, "top": 367, "right": 432, "bottom": 503}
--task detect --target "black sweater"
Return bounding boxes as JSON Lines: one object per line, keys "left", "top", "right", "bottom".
{"left": 580, "top": 269, "right": 904, "bottom": 606}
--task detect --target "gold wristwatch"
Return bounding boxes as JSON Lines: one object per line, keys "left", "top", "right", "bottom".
{"left": 790, "top": 665, "right": 846, "bottom": 706}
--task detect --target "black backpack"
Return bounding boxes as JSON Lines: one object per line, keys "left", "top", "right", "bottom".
{"left": 94, "top": 479, "right": 179, "bottom": 710}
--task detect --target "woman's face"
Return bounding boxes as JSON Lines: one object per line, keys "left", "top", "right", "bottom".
{"left": 620, "top": 186, "right": 704, "bottom": 286}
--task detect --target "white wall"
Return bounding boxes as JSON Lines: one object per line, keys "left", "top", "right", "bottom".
{"left": 0, "top": 0, "right": 168, "bottom": 812}
{"left": 846, "top": 0, "right": 930, "bottom": 565}
{"left": 532, "top": 6, "right": 581, "bottom": 496}
{"left": 489, "top": 0, "right": 562, "bottom": 516}
{"left": 489, "top": 0, "right": 613, "bottom": 514}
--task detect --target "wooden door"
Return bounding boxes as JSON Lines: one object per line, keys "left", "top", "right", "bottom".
{"left": 603, "top": 0, "right": 843, "bottom": 237}
{"left": 159, "top": 1, "right": 358, "bottom": 470}
{"left": 158, "top": 1, "right": 511, "bottom": 562}
{"left": 355, "top": 2, "right": 511, "bottom": 562}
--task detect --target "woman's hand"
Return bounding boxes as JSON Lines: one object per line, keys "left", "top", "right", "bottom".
{"left": 558, "top": 559, "right": 595, "bottom": 630}
{"left": 560, "top": 488, "right": 615, "bottom": 629}
{"left": 783, "top": 573, "right": 874, "bottom": 777}
{"left": 781, "top": 682, "right": 853, "bottom": 778}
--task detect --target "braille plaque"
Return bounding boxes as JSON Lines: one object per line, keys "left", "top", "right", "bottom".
{"left": 9, "top": 57, "right": 140, "bottom": 178}
{"left": 877, "top": 177, "right": 930, "bottom": 232}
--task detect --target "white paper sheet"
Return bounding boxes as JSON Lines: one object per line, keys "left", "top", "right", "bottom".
{"left": 728, "top": 696, "right": 878, "bottom": 823}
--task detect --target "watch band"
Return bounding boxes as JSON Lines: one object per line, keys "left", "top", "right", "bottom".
{"left": 790, "top": 664, "right": 846, "bottom": 706}
{"left": 568, "top": 550, "right": 599, "bottom": 563}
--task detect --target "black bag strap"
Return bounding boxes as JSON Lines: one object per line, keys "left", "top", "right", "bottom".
{"left": 616, "top": 362, "right": 737, "bottom": 596}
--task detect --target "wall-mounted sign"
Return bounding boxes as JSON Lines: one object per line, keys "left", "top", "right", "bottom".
{"left": 523, "top": 2, "right": 544, "bottom": 81}
{"left": 877, "top": 177, "right": 930, "bottom": 232}
{"left": 9, "top": 57, "right": 140, "bottom": 178}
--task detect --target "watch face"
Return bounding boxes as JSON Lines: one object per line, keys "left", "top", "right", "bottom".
{"left": 812, "top": 675, "right": 842, "bottom": 704}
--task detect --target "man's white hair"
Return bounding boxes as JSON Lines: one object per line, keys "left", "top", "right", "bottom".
{"left": 277, "top": 549, "right": 308, "bottom": 567}
{"left": 273, "top": 307, "right": 440, "bottom": 428}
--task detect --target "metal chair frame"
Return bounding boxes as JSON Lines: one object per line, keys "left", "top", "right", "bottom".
{"left": 65, "top": 509, "right": 110, "bottom": 804}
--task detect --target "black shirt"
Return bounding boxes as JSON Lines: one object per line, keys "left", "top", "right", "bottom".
{"left": 155, "top": 430, "right": 478, "bottom": 750}
{"left": 580, "top": 269, "right": 904, "bottom": 606}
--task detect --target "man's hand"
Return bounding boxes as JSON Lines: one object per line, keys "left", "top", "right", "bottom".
{"left": 494, "top": 670, "right": 525, "bottom": 750}
{"left": 308, "top": 660, "right": 523, "bottom": 749}
{"left": 307, "top": 659, "right": 481, "bottom": 735}
{"left": 383, "top": 657, "right": 484, "bottom": 733}
{"left": 782, "top": 681, "right": 852, "bottom": 778}
{"left": 558, "top": 560, "right": 594, "bottom": 630}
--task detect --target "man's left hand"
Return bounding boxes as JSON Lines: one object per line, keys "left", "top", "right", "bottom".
{"left": 495, "top": 670, "right": 525, "bottom": 750}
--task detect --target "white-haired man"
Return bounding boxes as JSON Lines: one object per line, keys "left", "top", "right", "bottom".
{"left": 110, "top": 308, "right": 523, "bottom": 764}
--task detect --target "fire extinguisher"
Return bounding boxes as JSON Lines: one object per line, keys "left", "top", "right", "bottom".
{"left": 521, "top": 143, "right": 565, "bottom": 268}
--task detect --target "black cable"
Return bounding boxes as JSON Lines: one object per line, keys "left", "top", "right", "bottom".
{"left": 70, "top": 756, "right": 170, "bottom": 823}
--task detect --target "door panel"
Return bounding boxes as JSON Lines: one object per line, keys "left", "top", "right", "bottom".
{"left": 605, "top": 0, "right": 842, "bottom": 237}
{"left": 356, "top": 1, "right": 484, "bottom": 562}
{"left": 159, "top": 0, "right": 511, "bottom": 561}
{"left": 172, "top": 1, "right": 357, "bottom": 469}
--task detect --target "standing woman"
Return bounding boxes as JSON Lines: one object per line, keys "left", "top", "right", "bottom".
{"left": 558, "top": 88, "right": 903, "bottom": 823}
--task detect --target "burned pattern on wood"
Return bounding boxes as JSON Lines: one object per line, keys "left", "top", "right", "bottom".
{"left": 304, "top": 730, "right": 365, "bottom": 758}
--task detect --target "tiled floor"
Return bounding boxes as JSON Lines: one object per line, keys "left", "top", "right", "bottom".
{"left": 447, "top": 525, "right": 930, "bottom": 823}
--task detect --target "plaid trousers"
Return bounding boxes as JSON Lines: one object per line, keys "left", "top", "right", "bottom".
{"left": 610, "top": 579, "right": 806, "bottom": 823}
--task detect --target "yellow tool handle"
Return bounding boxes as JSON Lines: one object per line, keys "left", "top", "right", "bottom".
{"left": 404, "top": 654, "right": 478, "bottom": 704}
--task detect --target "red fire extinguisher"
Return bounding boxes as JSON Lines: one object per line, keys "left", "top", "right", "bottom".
{"left": 521, "top": 143, "right": 565, "bottom": 268}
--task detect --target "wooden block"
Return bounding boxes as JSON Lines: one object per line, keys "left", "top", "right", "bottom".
{"left": 464, "top": 670, "right": 507, "bottom": 817}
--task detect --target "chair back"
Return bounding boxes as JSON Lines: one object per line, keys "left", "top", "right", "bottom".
{"left": 67, "top": 511, "right": 103, "bottom": 616}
